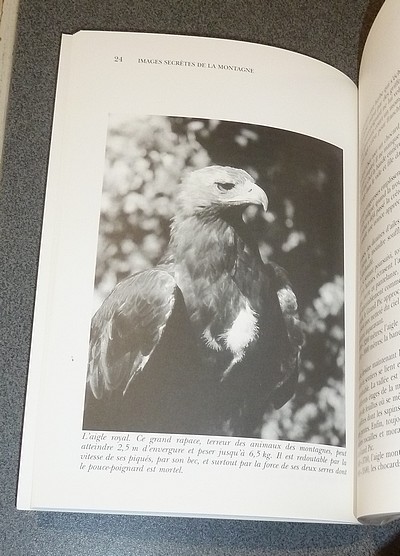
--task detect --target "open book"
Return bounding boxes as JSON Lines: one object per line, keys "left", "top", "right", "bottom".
{"left": 17, "top": 0, "right": 400, "bottom": 524}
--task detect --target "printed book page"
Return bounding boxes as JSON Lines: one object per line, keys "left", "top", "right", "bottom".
{"left": 17, "top": 30, "right": 358, "bottom": 523}
{"left": 357, "top": 0, "right": 400, "bottom": 522}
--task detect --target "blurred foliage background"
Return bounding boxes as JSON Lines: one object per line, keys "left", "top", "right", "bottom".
{"left": 95, "top": 114, "right": 345, "bottom": 447}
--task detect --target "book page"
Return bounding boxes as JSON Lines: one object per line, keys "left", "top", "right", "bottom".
{"left": 17, "top": 30, "right": 358, "bottom": 523}
{"left": 357, "top": 0, "right": 400, "bottom": 521}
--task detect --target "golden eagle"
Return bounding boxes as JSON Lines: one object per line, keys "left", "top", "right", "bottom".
{"left": 83, "top": 166, "right": 303, "bottom": 437}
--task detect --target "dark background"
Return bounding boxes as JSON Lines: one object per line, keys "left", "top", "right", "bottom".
{"left": 3, "top": 0, "right": 400, "bottom": 554}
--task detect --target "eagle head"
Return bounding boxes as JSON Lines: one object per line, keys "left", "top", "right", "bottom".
{"left": 175, "top": 166, "right": 268, "bottom": 218}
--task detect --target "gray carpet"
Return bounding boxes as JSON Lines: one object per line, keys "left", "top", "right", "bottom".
{"left": 2, "top": 1, "right": 400, "bottom": 554}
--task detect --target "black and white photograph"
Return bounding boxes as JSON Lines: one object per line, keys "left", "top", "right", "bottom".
{"left": 83, "top": 115, "right": 345, "bottom": 446}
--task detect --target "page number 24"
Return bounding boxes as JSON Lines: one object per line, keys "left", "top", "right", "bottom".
{"left": 114, "top": 56, "right": 123, "bottom": 63}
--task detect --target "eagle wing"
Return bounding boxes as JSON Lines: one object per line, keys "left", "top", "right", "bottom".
{"left": 87, "top": 268, "right": 179, "bottom": 400}
{"left": 267, "top": 262, "right": 304, "bottom": 409}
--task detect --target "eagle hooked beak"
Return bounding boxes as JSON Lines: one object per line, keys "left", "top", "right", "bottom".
{"left": 243, "top": 181, "right": 268, "bottom": 212}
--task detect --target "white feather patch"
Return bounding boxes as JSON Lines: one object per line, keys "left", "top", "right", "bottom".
{"left": 222, "top": 303, "right": 258, "bottom": 358}
{"left": 202, "top": 327, "right": 222, "bottom": 351}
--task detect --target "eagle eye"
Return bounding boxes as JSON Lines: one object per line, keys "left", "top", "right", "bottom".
{"left": 216, "top": 182, "right": 235, "bottom": 192}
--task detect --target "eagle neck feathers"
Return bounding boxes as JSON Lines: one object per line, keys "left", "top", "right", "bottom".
{"left": 167, "top": 210, "right": 263, "bottom": 358}
{"left": 170, "top": 211, "right": 243, "bottom": 278}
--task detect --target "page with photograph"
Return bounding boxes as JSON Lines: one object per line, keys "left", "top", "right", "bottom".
{"left": 357, "top": 0, "right": 400, "bottom": 522}
{"left": 17, "top": 30, "right": 358, "bottom": 523}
